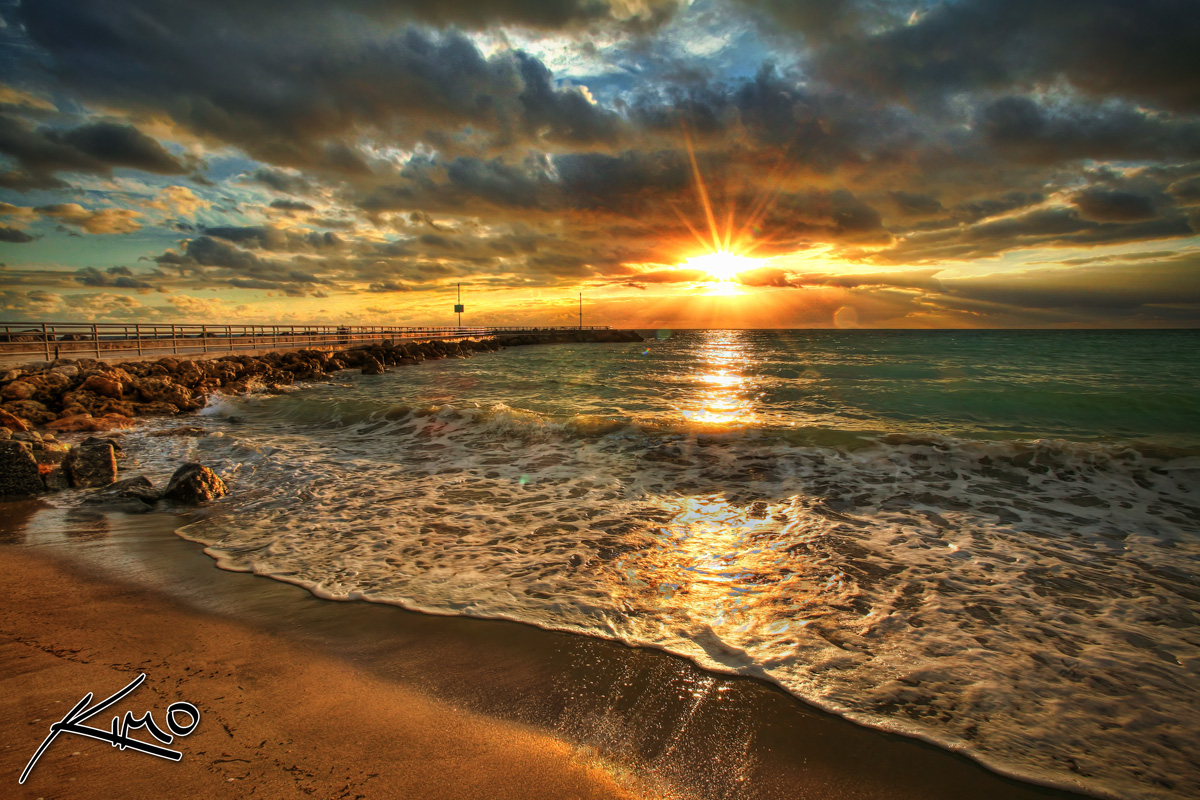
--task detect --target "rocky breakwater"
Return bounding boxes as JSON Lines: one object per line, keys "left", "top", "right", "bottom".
{"left": 0, "top": 329, "right": 642, "bottom": 499}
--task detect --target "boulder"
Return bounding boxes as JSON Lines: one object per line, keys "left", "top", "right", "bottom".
{"left": 63, "top": 438, "right": 118, "bottom": 487}
{"left": 133, "top": 377, "right": 202, "bottom": 410}
{"left": 2, "top": 400, "right": 56, "bottom": 426}
{"left": 361, "top": 357, "right": 386, "bottom": 375}
{"left": 81, "top": 374, "right": 124, "bottom": 398}
{"left": 1, "top": 380, "right": 35, "bottom": 402}
{"left": 41, "top": 464, "right": 69, "bottom": 492}
{"left": 49, "top": 364, "right": 80, "bottom": 379}
{"left": 161, "top": 463, "right": 227, "bottom": 504}
{"left": 0, "top": 440, "right": 44, "bottom": 496}
{"left": 107, "top": 479, "right": 159, "bottom": 503}
{"left": 0, "top": 407, "right": 30, "bottom": 432}
{"left": 82, "top": 476, "right": 156, "bottom": 512}
{"left": 45, "top": 413, "right": 137, "bottom": 433}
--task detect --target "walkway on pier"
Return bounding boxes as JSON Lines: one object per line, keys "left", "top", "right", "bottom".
{"left": 0, "top": 322, "right": 612, "bottom": 368}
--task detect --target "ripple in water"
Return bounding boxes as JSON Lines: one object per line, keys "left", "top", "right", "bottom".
{"left": 120, "top": 330, "right": 1200, "bottom": 800}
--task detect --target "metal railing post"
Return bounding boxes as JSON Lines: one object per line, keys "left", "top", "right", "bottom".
{"left": 202, "top": 324, "right": 208, "bottom": 353}
{"left": 42, "top": 322, "right": 50, "bottom": 361}
{"left": 92, "top": 323, "right": 100, "bottom": 359}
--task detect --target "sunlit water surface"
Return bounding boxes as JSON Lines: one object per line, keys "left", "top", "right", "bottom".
{"left": 113, "top": 329, "right": 1199, "bottom": 800}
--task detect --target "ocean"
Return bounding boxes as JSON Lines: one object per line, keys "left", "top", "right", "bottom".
{"left": 121, "top": 329, "right": 1200, "bottom": 799}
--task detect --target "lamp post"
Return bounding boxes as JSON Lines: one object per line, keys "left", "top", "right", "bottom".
{"left": 578, "top": 291, "right": 582, "bottom": 330}
{"left": 454, "top": 283, "right": 464, "bottom": 328}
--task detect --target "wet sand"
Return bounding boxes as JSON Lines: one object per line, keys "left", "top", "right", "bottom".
{"left": 1, "top": 501, "right": 1087, "bottom": 800}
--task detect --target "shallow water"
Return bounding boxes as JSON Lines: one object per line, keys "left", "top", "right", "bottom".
{"left": 114, "top": 329, "right": 1200, "bottom": 799}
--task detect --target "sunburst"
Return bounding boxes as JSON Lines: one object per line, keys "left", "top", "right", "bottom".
{"left": 670, "top": 129, "right": 781, "bottom": 283}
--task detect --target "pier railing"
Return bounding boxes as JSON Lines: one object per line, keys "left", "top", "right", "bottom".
{"left": 0, "top": 322, "right": 613, "bottom": 367}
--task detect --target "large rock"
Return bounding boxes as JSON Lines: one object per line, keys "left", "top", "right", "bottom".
{"left": 83, "top": 475, "right": 159, "bottom": 512}
{"left": 161, "top": 463, "right": 227, "bottom": 504}
{"left": 0, "top": 440, "right": 44, "bottom": 496}
{"left": 63, "top": 438, "right": 118, "bottom": 487}
{"left": 0, "top": 380, "right": 35, "bottom": 402}
{"left": 133, "top": 377, "right": 202, "bottom": 411}
{"left": 2, "top": 400, "right": 56, "bottom": 426}
{"left": 81, "top": 374, "right": 124, "bottom": 398}
{"left": 0, "top": 408, "right": 30, "bottom": 433}
{"left": 46, "top": 413, "right": 137, "bottom": 433}
{"left": 108, "top": 475, "right": 160, "bottom": 503}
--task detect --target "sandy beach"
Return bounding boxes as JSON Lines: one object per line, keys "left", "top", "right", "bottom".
{"left": 1, "top": 513, "right": 642, "bottom": 800}
{"left": 0, "top": 499, "right": 1088, "bottom": 800}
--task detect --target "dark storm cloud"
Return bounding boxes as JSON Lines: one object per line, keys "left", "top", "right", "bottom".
{"left": 269, "top": 199, "right": 316, "bottom": 212}
{"left": 367, "top": 280, "right": 413, "bottom": 293}
{"left": 976, "top": 96, "right": 1200, "bottom": 164}
{"left": 766, "top": 0, "right": 1200, "bottom": 112}
{"left": 756, "top": 188, "right": 890, "bottom": 248}
{"left": 156, "top": 233, "right": 333, "bottom": 295}
{"left": 75, "top": 266, "right": 154, "bottom": 289}
{"left": 889, "top": 191, "right": 943, "bottom": 217}
{"left": 159, "top": 236, "right": 268, "bottom": 271}
{"left": 514, "top": 52, "right": 622, "bottom": 144}
{"left": 0, "top": 114, "right": 187, "bottom": 187}
{"left": 19, "top": 1, "right": 630, "bottom": 171}
{"left": 884, "top": 206, "right": 1195, "bottom": 263}
{"left": 1071, "top": 188, "right": 1160, "bottom": 223}
{"left": 362, "top": 149, "right": 694, "bottom": 219}
{"left": 249, "top": 168, "right": 312, "bottom": 194}
{"left": 1169, "top": 176, "right": 1200, "bottom": 205}
{"left": 445, "top": 158, "right": 551, "bottom": 210}
{"left": 52, "top": 122, "right": 187, "bottom": 174}
{"left": 630, "top": 64, "right": 918, "bottom": 173}
{"left": 555, "top": 150, "right": 690, "bottom": 209}
{"left": 940, "top": 256, "right": 1200, "bottom": 313}
{"left": 789, "top": 269, "right": 945, "bottom": 292}
{"left": 77, "top": 0, "right": 683, "bottom": 31}
{"left": 201, "top": 226, "right": 344, "bottom": 253}
{"left": 0, "top": 226, "right": 34, "bottom": 243}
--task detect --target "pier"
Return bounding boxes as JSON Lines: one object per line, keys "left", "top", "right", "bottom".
{"left": 0, "top": 322, "right": 614, "bottom": 368}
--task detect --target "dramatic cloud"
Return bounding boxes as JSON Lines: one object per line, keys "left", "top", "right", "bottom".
{"left": 0, "top": 225, "right": 33, "bottom": 243}
{"left": 0, "top": 115, "right": 188, "bottom": 188}
{"left": 780, "top": 0, "right": 1200, "bottom": 112}
{"left": 0, "top": 0, "right": 1197, "bottom": 326}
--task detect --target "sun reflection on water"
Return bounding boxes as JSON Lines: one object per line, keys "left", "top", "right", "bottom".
{"left": 675, "top": 330, "right": 760, "bottom": 428}
{"left": 605, "top": 492, "right": 852, "bottom": 667}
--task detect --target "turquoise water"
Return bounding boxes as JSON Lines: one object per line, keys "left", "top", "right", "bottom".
{"left": 120, "top": 329, "right": 1200, "bottom": 800}
{"left": 426, "top": 329, "right": 1200, "bottom": 446}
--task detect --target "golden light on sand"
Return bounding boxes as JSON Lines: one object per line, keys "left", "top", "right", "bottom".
{"left": 686, "top": 251, "right": 763, "bottom": 282}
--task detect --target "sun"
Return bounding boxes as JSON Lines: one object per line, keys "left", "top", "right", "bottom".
{"left": 687, "top": 251, "right": 762, "bottom": 282}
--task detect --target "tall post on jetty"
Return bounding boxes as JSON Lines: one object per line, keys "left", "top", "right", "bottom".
{"left": 578, "top": 291, "right": 582, "bottom": 330}
{"left": 454, "top": 283, "right": 464, "bottom": 328}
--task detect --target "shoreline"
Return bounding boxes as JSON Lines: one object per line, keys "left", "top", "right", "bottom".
{"left": 2, "top": 500, "right": 1088, "bottom": 800}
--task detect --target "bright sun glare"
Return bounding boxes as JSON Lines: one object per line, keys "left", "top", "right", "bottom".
{"left": 687, "top": 251, "right": 763, "bottom": 282}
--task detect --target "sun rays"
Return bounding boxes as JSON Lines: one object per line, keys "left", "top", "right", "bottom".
{"left": 668, "top": 129, "right": 786, "bottom": 285}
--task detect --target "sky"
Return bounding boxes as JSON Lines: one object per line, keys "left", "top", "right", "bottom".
{"left": 0, "top": 0, "right": 1198, "bottom": 329}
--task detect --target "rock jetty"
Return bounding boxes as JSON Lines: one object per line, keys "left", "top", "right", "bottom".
{"left": 0, "top": 329, "right": 641, "bottom": 497}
